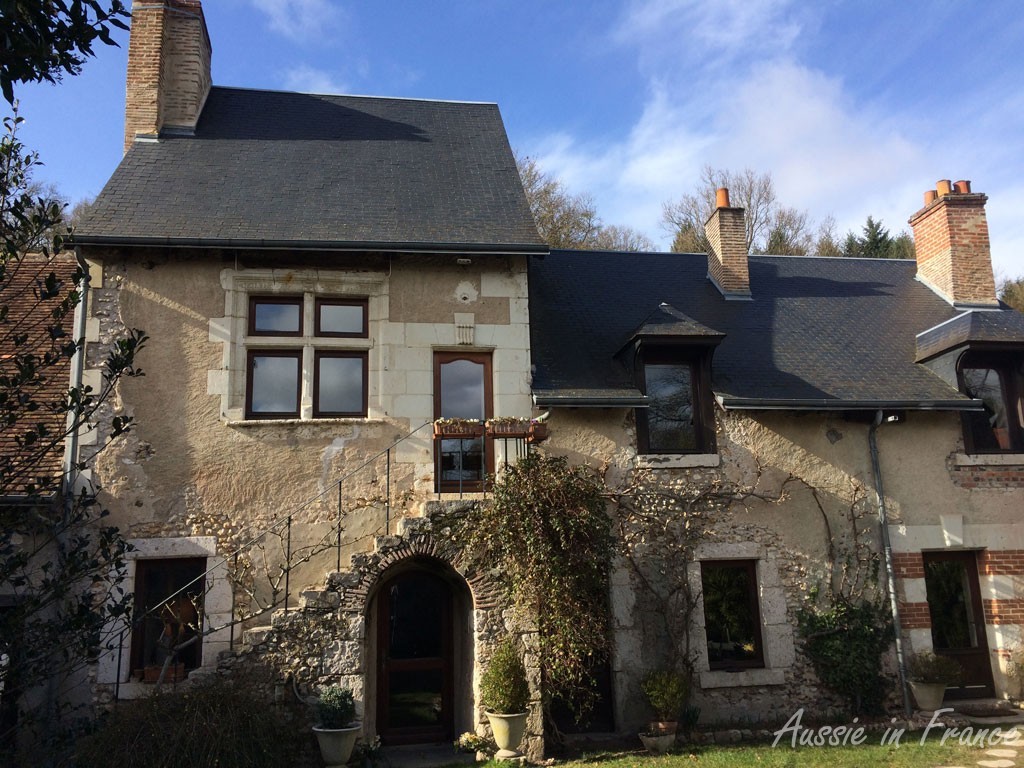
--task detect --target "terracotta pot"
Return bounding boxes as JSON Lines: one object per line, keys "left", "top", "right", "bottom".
{"left": 486, "top": 711, "right": 527, "bottom": 760}
{"left": 313, "top": 723, "right": 360, "bottom": 767}
{"left": 649, "top": 720, "right": 678, "bottom": 735}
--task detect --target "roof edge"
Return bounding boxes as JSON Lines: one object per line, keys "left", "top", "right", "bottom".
{"left": 717, "top": 396, "right": 983, "bottom": 412}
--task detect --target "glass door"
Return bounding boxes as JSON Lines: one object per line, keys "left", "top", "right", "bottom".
{"left": 433, "top": 352, "right": 493, "bottom": 492}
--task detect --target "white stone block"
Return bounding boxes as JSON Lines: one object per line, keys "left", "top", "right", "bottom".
{"left": 764, "top": 625, "right": 796, "bottom": 668}
{"left": 941, "top": 514, "right": 964, "bottom": 547}
{"left": 379, "top": 322, "right": 405, "bottom": 346}
{"left": 405, "top": 323, "right": 450, "bottom": 347}
{"left": 391, "top": 394, "right": 432, "bottom": 421}
{"left": 610, "top": 584, "right": 635, "bottom": 628}
{"left": 908, "top": 628, "right": 932, "bottom": 653}
{"left": 496, "top": 371, "right": 531, "bottom": 397}
{"left": 902, "top": 577, "right": 928, "bottom": 603}
{"left": 209, "top": 317, "right": 230, "bottom": 343}
{"left": 85, "top": 316, "right": 100, "bottom": 342}
{"left": 508, "top": 298, "right": 530, "bottom": 323}
{"left": 207, "top": 369, "right": 228, "bottom": 396}
{"left": 759, "top": 586, "right": 787, "bottom": 624}
{"left": 405, "top": 371, "right": 432, "bottom": 396}
{"left": 983, "top": 574, "right": 1019, "bottom": 601}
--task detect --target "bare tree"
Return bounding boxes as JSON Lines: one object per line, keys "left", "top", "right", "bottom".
{"left": 662, "top": 166, "right": 781, "bottom": 254}
{"left": 515, "top": 153, "right": 654, "bottom": 252}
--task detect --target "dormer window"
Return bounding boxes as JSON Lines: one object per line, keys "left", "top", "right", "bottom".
{"left": 637, "top": 353, "right": 714, "bottom": 454}
{"left": 959, "top": 354, "right": 1024, "bottom": 453}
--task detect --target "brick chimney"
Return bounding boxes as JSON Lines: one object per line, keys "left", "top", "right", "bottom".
{"left": 124, "top": 0, "right": 212, "bottom": 153}
{"left": 909, "top": 179, "right": 999, "bottom": 307}
{"left": 705, "top": 187, "right": 751, "bottom": 298}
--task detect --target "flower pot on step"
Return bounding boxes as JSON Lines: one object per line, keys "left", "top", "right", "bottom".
{"left": 313, "top": 723, "right": 361, "bottom": 767}
{"left": 486, "top": 711, "right": 527, "bottom": 760}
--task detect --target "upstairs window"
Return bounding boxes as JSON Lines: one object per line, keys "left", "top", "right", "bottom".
{"left": 245, "top": 295, "right": 369, "bottom": 420}
{"left": 636, "top": 352, "right": 714, "bottom": 454}
{"left": 959, "top": 354, "right": 1024, "bottom": 453}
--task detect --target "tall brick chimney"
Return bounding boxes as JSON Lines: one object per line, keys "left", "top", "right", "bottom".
{"left": 124, "top": 0, "right": 212, "bottom": 153}
{"left": 705, "top": 187, "right": 751, "bottom": 298}
{"left": 909, "top": 179, "right": 999, "bottom": 307}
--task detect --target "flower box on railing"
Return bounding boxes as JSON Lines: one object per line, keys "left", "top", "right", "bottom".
{"left": 433, "top": 418, "right": 484, "bottom": 438}
{"left": 485, "top": 417, "right": 531, "bottom": 438}
{"left": 527, "top": 422, "right": 549, "bottom": 444}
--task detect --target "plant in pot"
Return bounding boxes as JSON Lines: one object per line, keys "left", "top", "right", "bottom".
{"left": 906, "top": 650, "right": 962, "bottom": 711}
{"left": 480, "top": 637, "right": 530, "bottom": 760}
{"left": 312, "top": 685, "right": 361, "bottom": 767}
{"left": 638, "top": 669, "right": 689, "bottom": 753}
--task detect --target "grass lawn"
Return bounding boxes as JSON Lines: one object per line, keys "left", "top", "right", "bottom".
{"left": 470, "top": 737, "right": 1008, "bottom": 767}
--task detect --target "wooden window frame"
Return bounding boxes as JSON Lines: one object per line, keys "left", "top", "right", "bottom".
{"left": 433, "top": 351, "right": 493, "bottom": 493}
{"left": 957, "top": 352, "right": 1024, "bottom": 454}
{"left": 315, "top": 298, "right": 369, "bottom": 338}
{"left": 245, "top": 349, "right": 302, "bottom": 420}
{"left": 701, "top": 559, "right": 765, "bottom": 671}
{"left": 636, "top": 348, "right": 715, "bottom": 455}
{"left": 313, "top": 350, "right": 368, "bottom": 418}
{"left": 129, "top": 557, "right": 206, "bottom": 677}
{"left": 248, "top": 296, "right": 303, "bottom": 337}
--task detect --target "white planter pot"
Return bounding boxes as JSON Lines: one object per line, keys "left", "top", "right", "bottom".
{"left": 313, "top": 723, "right": 361, "bottom": 767}
{"left": 639, "top": 731, "right": 676, "bottom": 753}
{"left": 486, "top": 711, "right": 528, "bottom": 760}
{"left": 908, "top": 681, "right": 947, "bottom": 711}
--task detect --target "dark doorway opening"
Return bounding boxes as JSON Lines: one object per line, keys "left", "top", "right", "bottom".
{"left": 922, "top": 550, "right": 994, "bottom": 699}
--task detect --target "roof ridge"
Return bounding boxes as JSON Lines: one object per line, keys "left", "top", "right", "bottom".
{"left": 209, "top": 84, "right": 497, "bottom": 107}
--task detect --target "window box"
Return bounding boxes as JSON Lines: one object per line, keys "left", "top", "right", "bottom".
{"left": 433, "top": 419, "right": 484, "bottom": 438}
{"left": 486, "top": 418, "right": 531, "bottom": 438}
{"left": 527, "top": 422, "right": 549, "bottom": 444}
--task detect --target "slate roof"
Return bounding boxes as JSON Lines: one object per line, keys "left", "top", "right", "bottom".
{"left": 75, "top": 87, "right": 545, "bottom": 254}
{"left": 529, "top": 251, "right": 1001, "bottom": 410}
{"left": 917, "top": 308, "right": 1024, "bottom": 362}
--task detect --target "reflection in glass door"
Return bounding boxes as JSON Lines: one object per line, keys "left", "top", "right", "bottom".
{"left": 377, "top": 572, "right": 453, "bottom": 744}
{"left": 434, "top": 352, "right": 493, "bottom": 492}
{"left": 922, "top": 551, "right": 994, "bottom": 698}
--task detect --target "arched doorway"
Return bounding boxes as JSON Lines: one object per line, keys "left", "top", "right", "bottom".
{"left": 373, "top": 562, "right": 472, "bottom": 745}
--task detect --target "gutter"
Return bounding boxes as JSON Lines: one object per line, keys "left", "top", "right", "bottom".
{"left": 69, "top": 234, "right": 548, "bottom": 256}
{"left": 532, "top": 395, "right": 649, "bottom": 408}
{"left": 868, "top": 410, "right": 912, "bottom": 718}
{"left": 717, "top": 396, "right": 983, "bottom": 412}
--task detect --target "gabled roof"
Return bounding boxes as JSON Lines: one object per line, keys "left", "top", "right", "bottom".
{"left": 75, "top": 87, "right": 546, "bottom": 254}
{"left": 530, "top": 251, "right": 997, "bottom": 410}
{"left": 627, "top": 302, "right": 724, "bottom": 343}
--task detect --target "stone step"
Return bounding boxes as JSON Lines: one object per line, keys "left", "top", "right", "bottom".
{"left": 242, "top": 625, "right": 273, "bottom": 647}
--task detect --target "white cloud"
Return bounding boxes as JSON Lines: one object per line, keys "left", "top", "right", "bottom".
{"left": 282, "top": 65, "right": 348, "bottom": 95}
{"left": 249, "top": 0, "right": 345, "bottom": 43}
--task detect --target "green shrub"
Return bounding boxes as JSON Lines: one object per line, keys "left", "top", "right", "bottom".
{"left": 480, "top": 637, "right": 529, "bottom": 714}
{"left": 641, "top": 670, "right": 689, "bottom": 721}
{"left": 74, "top": 673, "right": 305, "bottom": 768}
{"left": 798, "top": 598, "right": 893, "bottom": 715}
{"left": 316, "top": 684, "right": 357, "bottom": 728}
{"left": 907, "top": 651, "right": 963, "bottom": 685}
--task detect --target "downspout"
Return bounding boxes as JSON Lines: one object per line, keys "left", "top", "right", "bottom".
{"left": 869, "top": 410, "right": 912, "bottom": 718}
{"left": 65, "top": 250, "right": 91, "bottom": 504}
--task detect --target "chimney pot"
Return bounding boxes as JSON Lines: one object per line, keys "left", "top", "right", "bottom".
{"left": 936, "top": 179, "right": 953, "bottom": 196}
{"left": 953, "top": 180, "right": 971, "bottom": 194}
{"left": 924, "top": 190, "right": 938, "bottom": 206}
{"left": 715, "top": 188, "right": 731, "bottom": 208}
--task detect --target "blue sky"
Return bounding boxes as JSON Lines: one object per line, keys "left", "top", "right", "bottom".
{"left": 10, "top": 0, "right": 1024, "bottom": 278}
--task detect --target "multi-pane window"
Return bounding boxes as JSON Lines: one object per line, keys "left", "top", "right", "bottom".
{"left": 959, "top": 355, "right": 1024, "bottom": 453}
{"left": 636, "top": 352, "right": 713, "bottom": 454}
{"left": 245, "top": 296, "right": 369, "bottom": 420}
{"left": 433, "top": 352, "right": 493, "bottom": 492}
{"left": 701, "top": 560, "right": 764, "bottom": 670}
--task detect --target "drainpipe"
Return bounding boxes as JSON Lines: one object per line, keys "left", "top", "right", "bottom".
{"left": 869, "top": 410, "right": 912, "bottom": 718}
{"left": 65, "top": 250, "right": 91, "bottom": 505}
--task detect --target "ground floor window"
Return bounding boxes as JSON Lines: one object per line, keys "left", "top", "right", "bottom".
{"left": 701, "top": 560, "right": 764, "bottom": 670}
{"left": 129, "top": 558, "right": 206, "bottom": 680}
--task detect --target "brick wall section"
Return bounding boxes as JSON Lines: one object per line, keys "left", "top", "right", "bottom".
{"left": 705, "top": 206, "right": 750, "bottom": 295}
{"left": 124, "top": 0, "right": 211, "bottom": 153}
{"left": 892, "top": 552, "right": 924, "bottom": 578}
{"left": 909, "top": 190, "right": 998, "bottom": 305}
{"left": 979, "top": 550, "right": 1024, "bottom": 575}
{"left": 949, "top": 462, "right": 1024, "bottom": 489}
{"left": 984, "top": 598, "right": 1024, "bottom": 625}
{"left": 899, "top": 601, "right": 932, "bottom": 629}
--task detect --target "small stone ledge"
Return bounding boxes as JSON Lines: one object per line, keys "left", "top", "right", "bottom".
{"left": 699, "top": 668, "right": 786, "bottom": 689}
{"left": 635, "top": 453, "right": 721, "bottom": 469}
{"left": 225, "top": 417, "right": 385, "bottom": 428}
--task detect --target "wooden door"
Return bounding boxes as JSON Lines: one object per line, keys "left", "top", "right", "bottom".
{"left": 377, "top": 571, "right": 453, "bottom": 744}
{"left": 922, "top": 551, "right": 994, "bottom": 699}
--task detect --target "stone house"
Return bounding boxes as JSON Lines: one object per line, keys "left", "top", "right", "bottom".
{"left": 60, "top": 0, "right": 1024, "bottom": 756}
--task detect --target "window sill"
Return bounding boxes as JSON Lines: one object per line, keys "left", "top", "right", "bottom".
{"left": 226, "top": 417, "right": 384, "bottom": 427}
{"left": 953, "top": 453, "right": 1024, "bottom": 467}
{"left": 699, "top": 668, "right": 785, "bottom": 689}
{"left": 636, "top": 453, "right": 720, "bottom": 469}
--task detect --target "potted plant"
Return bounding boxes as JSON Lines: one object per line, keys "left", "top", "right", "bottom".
{"left": 638, "top": 669, "right": 689, "bottom": 753}
{"left": 312, "top": 685, "right": 360, "bottom": 766}
{"left": 907, "top": 650, "right": 962, "bottom": 711}
{"left": 480, "top": 637, "right": 529, "bottom": 760}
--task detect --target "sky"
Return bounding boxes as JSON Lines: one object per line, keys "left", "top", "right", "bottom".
{"left": 10, "top": 0, "right": 1024, "bottom": 279}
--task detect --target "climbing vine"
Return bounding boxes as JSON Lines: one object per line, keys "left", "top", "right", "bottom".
{"left": 457, "top": 453, "right": 613, "bottom": 721}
